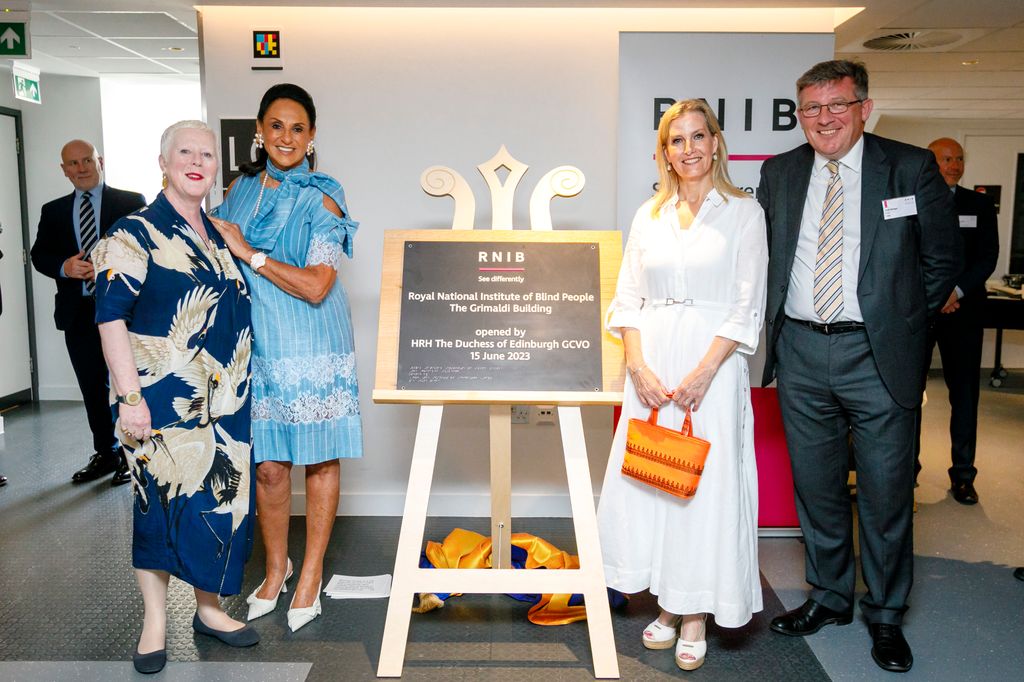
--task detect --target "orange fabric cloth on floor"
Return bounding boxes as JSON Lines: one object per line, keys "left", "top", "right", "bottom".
{"left": 422, "top": 528, "right": 588, "bottom": 625}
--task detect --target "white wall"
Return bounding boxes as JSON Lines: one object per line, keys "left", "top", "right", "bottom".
{"left": 199, "top": 6, "right": 839, "bottom": 516}
{"left": 12, "top": 71, "right": 106, "bottom": 400}
{"left": 100, "top": 76, "right": 203, "bottom": 204}
{"left": 873, "top": 115, "right": 1024, "bottom": 370}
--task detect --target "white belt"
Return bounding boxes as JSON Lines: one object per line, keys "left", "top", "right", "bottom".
{"left": 645, "top": 297, "right": 731, "bottom": 310}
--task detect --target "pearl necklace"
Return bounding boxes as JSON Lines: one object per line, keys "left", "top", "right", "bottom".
{"left": 252, "top": 170, "right": 269, "bottom": 219}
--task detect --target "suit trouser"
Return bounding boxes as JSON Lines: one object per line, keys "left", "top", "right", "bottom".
{"left": 914, "top": 308, "right": 983, "bottom": 485}
{"left": 776, "top": 321, "right": 915, "bottom": 625}
{"left": 63, "top": 297, "right": 117, "bottom": 456}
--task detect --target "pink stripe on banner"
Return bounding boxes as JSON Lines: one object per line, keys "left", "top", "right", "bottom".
{"left": 479, "top": 268, "right": 526, "bottom": 272}
{"left": 729, "top": 154, "right": 774, "bottom": 161}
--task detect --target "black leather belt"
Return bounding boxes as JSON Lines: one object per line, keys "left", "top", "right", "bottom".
{"left": 786, "top": 316, "right": 866, "bottom": 335}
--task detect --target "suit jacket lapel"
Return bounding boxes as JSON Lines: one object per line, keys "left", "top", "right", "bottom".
{"left": 99, "top": 184, "right": 114, "bottom": 235}
{"left": 783, "top": 146, "right": 814, "bottom": 277}
{"left": 859, "top": 134, "right": 889, "bottom": 284}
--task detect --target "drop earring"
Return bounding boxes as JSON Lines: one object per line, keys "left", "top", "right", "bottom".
{"left": 254, "top": 131, "right": 264, "bottom": 149}
{"left": 712, "top": 153, "right": 718, "bottom": 161}
{"left": 306, "top": 139, "right": 315, "bottom": 156}
{"left": 161, "top": 173, "right": 168, "bottom": 189}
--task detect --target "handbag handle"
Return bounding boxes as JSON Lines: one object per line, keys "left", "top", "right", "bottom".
{"left": 647, "top": 407, "right": 694, "bottom": 436}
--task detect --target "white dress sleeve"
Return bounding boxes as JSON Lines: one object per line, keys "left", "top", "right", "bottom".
{"left": 605, "top": 205, "right": 651, "bottom": 338}
{"left": 714, "top": 200, "right": 768, "bottom": 355}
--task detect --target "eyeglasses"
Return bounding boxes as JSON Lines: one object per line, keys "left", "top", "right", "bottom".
{"left": 798, "top": 100, "right": 864, "bottom": 117}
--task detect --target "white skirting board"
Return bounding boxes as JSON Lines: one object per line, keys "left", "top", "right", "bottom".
{"left": 288, "top": 491, "right": 804, "bottom": 538}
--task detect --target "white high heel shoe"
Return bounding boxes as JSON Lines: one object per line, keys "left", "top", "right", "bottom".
{"left": 287, "top": 581, "right": 322, "bottom": 633}
{"left": 245, "top": 558, "right": 293, "bottom": 621}
{"left": 675, "top": 614, "right": 708, "bottom": 671}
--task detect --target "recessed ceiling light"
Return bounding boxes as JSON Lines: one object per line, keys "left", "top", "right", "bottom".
{"left": 961, "top": 59, "right": 980, "bottom": 66}
{"left": 163, "top": 46, "right": 185, "bottom": 52}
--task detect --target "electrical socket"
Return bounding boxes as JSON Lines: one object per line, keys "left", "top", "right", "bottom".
{"left": 510, "top": 405, "right": 530, "bottom": 424}
{"left": 535, "top": 405, "right": 556, "bottom": 424}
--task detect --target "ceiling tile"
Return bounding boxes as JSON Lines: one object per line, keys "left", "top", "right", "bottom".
{"left": 954, "top": 27, "right": 1024, "bottom": 52}
{"left": 51, "top": 11, "right": 195, "bottom": 38}
{"left": 155, "top": 58, "right": 199, "bottom": 74}
{"left": 33, "top": 36, "right": 138, "bottom": 58}
{"left": 64, "top": 57, "right": 179, "bottom": 74}
{"left": 112, "top": 37, "right": 198, "bottom": 59}
{"left": 29, "top": 11, "right": 92, "bottom": 38}
{"left": 884, "top": 0, "right": 1024, "bottom": 29}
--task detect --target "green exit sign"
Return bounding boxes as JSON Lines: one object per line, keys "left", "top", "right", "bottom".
{"left": 0, "top": 22, "right": 29, "bottom": 58}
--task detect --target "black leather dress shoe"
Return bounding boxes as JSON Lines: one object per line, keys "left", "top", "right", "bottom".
{"left": 1014, "top": 567, "right": 1024, "bottom": 582}
{"left": 0, "top": 474, "right": 7, "bottom": 487}
{"left": 71, "top": 452, "right": 117, "bottom": 483}
{"left": 951, "top": 481, "right": 979, "bottom": 505}
{"left": 770, "top": 599, "right": 852, "bottom": 636}
{"left": 111, "top": 456, "right": 131, "bottom": 486}
{"left": 869, "top": 623, "right": 913, "bottom": 672}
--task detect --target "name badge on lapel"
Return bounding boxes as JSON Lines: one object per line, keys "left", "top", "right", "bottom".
{"left": 882, "top": 195, "right": 918, "bottom": 220}
{"left": 959, "top": 215, "right": 978, "bottom": 228}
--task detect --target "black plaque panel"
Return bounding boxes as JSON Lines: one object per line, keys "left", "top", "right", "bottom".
{"left": 398, "top": 241, "right": 602, "bottom": 391}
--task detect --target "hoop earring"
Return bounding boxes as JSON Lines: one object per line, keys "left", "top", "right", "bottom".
{"left": 254, "top": 131, "right": 264, "bottom": 149}
{"left": 306, "top": 139, "right": 315, "bottom": 156}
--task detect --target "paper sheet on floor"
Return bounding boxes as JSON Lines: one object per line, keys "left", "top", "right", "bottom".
{"left": 324, "top": 573, "right": 392, "bottom": 599}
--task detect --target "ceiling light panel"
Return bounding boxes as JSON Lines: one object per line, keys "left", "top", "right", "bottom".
{"left": 113, "top": 37, "right": 198, "bottom": 59}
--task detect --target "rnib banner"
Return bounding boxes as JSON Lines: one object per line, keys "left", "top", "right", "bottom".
{"left": 617, "top": 32, "right": 834, "bottom": 232}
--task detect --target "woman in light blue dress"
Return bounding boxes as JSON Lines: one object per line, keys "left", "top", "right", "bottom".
{"left": 210, "top": 83, "right": 361, "bottom": 633}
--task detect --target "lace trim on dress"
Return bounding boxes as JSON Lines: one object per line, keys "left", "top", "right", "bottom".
{"left": 252, "top": 352, "right": 356, "bottom": 390}
{"left": 252, "top": 387, "right": 360, "bottom": 424}
{"left": 306, "top": 235, "right": 343, "bottom": 268}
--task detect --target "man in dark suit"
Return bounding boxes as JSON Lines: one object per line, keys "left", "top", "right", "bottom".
{"left": 915, "top": 138, "right": 998, "bottom": 505}
{"left": 757, "top": 61, "right": 961, "bottom": 673}
{"left": 31, "top": 139, "right": 145, "bottom": 486}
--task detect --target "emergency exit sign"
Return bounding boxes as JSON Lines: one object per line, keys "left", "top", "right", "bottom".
{"left": 0, "top": 22, "right": 28, "bottom": 57}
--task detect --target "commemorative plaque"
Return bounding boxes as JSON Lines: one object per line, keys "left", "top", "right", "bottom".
{"left": 398, "top": 241, "right": 602, "bottom": 391}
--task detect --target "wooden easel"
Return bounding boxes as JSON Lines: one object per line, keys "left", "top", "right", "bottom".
{"left": 373, "top": 148, "right": 623, "bottom": 678}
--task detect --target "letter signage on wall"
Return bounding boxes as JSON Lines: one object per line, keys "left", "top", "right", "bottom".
{"left": 618, "top": 32, "right": 835, "bottom": 232}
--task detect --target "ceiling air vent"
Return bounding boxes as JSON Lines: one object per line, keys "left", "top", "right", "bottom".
{"left": 863, "top": 31, "right": 962, "bottom": 51}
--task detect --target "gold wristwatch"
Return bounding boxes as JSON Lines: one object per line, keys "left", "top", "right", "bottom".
{"left": 116, "top": 390, "right": 143, "bottom": 406}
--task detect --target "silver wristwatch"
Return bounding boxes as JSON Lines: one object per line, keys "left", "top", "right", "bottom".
{"left": 249, "top": 251, "right": 268, "bottom": 276}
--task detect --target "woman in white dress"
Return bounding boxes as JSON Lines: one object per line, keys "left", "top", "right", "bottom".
{"left": 597, "top": 99, "right": 768, "bottom": 671}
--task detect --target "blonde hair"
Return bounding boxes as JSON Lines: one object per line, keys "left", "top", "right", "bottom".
{"left": 651, "top": 99, "right": 746, "bottom": 217}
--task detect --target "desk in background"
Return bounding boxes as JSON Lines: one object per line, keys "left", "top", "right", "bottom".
{"left": 982, "top": 288, "right": 1024, "bottom": 387}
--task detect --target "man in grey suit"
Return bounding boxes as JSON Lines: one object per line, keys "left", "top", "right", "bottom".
{"left": 757, "top": 60, "right": 961, "bottom": 673}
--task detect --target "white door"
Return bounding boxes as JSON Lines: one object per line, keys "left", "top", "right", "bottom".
{"left": 0, "top": 112, "right": 32, "bottom": 400}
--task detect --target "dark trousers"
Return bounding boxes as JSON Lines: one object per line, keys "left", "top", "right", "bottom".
{"left": 776, "top": 321, "right": 915, "bottom": 625}
{"left": 64, "top": 297, "right": 116, "bottom": 456}
{"left": 914, "top": 309, "right": 983, "bottom": 485}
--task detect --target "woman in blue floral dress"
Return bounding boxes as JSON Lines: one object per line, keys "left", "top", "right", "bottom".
{"left": 210, "top": 83, "right": 362, "bottom": 632}
{"left": 95, "top": 120, "right": 258, "bottom": 674}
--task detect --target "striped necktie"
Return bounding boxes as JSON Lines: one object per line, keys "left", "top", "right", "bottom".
{"left": 813, "top": 161, "right": 844, "bottom": 322}
{"left": 80, "top": 190, "right": 97, "bottom": 295}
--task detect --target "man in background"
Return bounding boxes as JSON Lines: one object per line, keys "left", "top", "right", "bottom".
{"left": 916, "top": 138, "right": 999, "bottom": 505}
{"left": 31, "top": 140, "right": 145, "bottom": 486}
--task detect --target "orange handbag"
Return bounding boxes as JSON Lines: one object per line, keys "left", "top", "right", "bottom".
{"left": 622, "top": 407, "right": 711, "bottom": 498}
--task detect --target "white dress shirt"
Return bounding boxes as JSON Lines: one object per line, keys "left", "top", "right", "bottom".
{"left": 785, "top": 136, "right": 865, "bottom": 323}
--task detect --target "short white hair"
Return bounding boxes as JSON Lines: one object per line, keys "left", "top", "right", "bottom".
{"left": 160, "top": 120, "right": 217, "bottom": 161}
